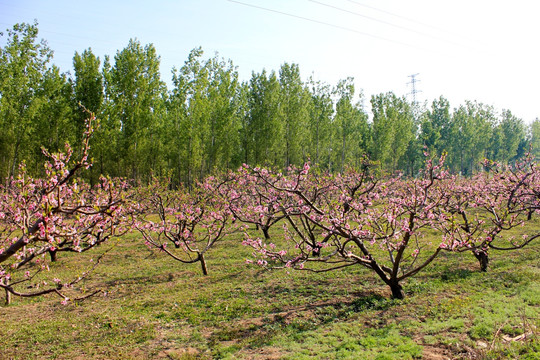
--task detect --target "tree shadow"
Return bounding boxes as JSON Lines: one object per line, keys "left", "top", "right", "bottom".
{"left": 208, "top": 289, "right": 397, "bottom": 349}
{"left": 439, "top": 268, "right": 474, "bottom": 281}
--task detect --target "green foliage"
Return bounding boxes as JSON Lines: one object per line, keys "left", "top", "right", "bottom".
{"left": 370, "top": 92, "right": 414, "bottom": 172}
{"left": 278, "top": 62, "right": 311, "bottom": 168}
{"left": 307, "top": 77, "right": 333, "bottom": 168}
{"left": 0, "top": 21, "right": 53, "bottom": 178}
{"left": 424, "top": 96, "right": 451, "bottom": 154}
{"left": 0, "top": 21, "right": 533, "bottom": 183}
{"left": 530, "top": 118, "right": 540, "bottom": 160}
{"left": 245, "top": 69, "right": 283, "bottom": 167}
{"left": 333, "top": 77, "right": 369, "bottom": 172}
{"left": 447, "top": 101, "right": 497, "bottom": 175}
{"left": 103, "top": 38, "right": 167, "bottom": 181}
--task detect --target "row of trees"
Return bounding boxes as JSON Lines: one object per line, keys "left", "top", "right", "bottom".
{"left": 2, "top": 115, "right": 539, "bottom": 303}
{"left": 1, "top": 22, "right": 540, "bottom": 187}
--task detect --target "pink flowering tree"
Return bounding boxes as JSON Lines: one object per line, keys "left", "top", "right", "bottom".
{"left": 432, "top": 155, "right": 540, "bottom": 271}
{"left": 240, "top": 153, "right": 540, "bottom": 299}
{"left": 241, "top": 155, "right": 533, "bottom": 299}
{"left": 224, "top": 165, "right": 315, "bottom": 240}
{"left": 135, "top": 176, "right": 240, "bottom": 275}
{"left": 488, "top": 157, "right": 540, "bottom": 247}
{"left": 0, "top": 116, "right": 130, "bottom": 305}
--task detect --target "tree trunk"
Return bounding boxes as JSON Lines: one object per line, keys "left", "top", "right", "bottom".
{"left": 474, "top": 250, "right": 489, "bottom": 272}
{"left": 389, "top": 282, "right": 404, "bottom": 299}
{"left": 341, "top": 134, "right": 346, "bottom": 173}
{"left": 49, "top": 249, "right": 57, "bottom": 262}
{"left": 9, "top": 140, "right": 21, "bottom": 178}
{"left": 100, "top": 152, "right": 104, "bottom": 183}
{"left": 460, "top": 152, "right": 463, "bottom": 176}
{"left": 5, "top": 288, "right": 11, "bottom": 306}
{"left": 187, "top": 135, "right": 193, "bottom": 191}
{"left": 262, "top": 226, "right": 271, "bottom": 240}
{"left": 286, "top": 131, "right": 290, "bottom": 168}
{"left": 199, "top": 253, "right": 208, "bottom": 276}
{"left": 315, "top": 122, "right": 320, "bottom": 165}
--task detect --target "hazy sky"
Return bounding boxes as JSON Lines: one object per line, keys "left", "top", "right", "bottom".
{"left": 1, "top": 0, "right": 539, "bottom": 122}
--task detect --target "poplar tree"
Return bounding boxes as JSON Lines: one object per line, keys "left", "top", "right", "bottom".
{"left": 202, "top": 54, "right": 240, "bottom": 173}
{"left": 104, "top": 39, "right": 166, "bottom": 181}
{"left": 72, "top": 48, "right": 105, "bottom": 181}
{"left": 278, "top": 63, "right": 310, "bottom": 168}
{"left": 32, "top": 65, "right": 75, "bottom": 171}
{"left": 169, "top": 47, "right": 206, "bottom": 188}
{"left": 531, "top": 118, "right": 540, "bottom": 161}
{"left": 422, "top": 96, "right": 451, "bottom": 156}
{"left": 246, "top": 69, "right": 282, "bottom": 166}
{"left": 448, "top": 101, "right": 495, "bottom": 175}
{"left": 370, "top": 92, "right": 413, "bottom": 172}
{"left": 498, "top": 110, "right": 524, "bottom": 164}
{"left": 307, "top": 77, "right": 333, "bottom": 168}
{"left": 0, "top": 22, "right": 52, "bottom": 178}
{"left": 333, "top": 78, "right": 368, "bottom": 172}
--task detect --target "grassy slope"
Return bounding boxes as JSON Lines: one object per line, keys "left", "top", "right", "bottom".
{"left": 1, "top": 218, "right": 539, "bottom": 360}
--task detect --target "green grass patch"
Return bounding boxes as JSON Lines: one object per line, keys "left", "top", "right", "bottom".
{"left": 1, "top": 222, "right": 538, "bottom": 359}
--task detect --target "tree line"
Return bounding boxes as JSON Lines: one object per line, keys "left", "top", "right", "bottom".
{"left": 1, "top": 22, "right": 539, "bottom": 186}
{"left": 2, "top": 117, "right": 539, "bottom": 302}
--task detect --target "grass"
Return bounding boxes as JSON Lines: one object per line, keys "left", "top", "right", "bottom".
{"left": 1, "top": 218, "right": 539, "bottom": 359}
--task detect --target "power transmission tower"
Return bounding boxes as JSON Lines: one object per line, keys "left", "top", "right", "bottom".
{"left": 407, "top": 73, "right": 421, "bottom": 105}
{"left": 407, "top": 73, "right": 422, "bottom": 119}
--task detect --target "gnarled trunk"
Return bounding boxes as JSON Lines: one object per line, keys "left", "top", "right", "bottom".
{"left": 49, "top": 249, "right": 58, "bottom": 262}
{"left": 389, "top": 281, "right": 404, "bottom": 299}
{"left": 4, "top": 287, "right": 11, "bottom": 306}
{"left": 474, "top": 250, "right": 489, "bottom": 272}
{"left": 199, "top": 253, "right": 208, "bottom": 276}
{"left": 262, "top": 226, "right": 271, "bottom": 240}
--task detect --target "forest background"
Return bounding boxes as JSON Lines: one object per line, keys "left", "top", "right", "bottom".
{"left": 1, "top": 21, "right": 540, "bottom": 188}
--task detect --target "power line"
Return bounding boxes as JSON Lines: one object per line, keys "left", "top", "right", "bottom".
{"left": 310, "top": 0, "right": 430, "bottom": 38}
{"left": 344, "top": 0, "right": 481, "bottom": 46}
{"left": 226, "top": 0, "right": 427, "bottom": 51}
{"left": 309, "top": 0, "right": 470, "bottom": 50}
{"left": 344, "top": 0, "right": 451, "bottom": 35}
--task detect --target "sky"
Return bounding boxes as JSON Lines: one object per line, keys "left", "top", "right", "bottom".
{"left": 1, "top": 0, "right": 539, "bottom": 123}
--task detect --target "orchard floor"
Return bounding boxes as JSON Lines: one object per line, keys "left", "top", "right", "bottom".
{"left": 1, "top": 220, "right": 539, "bottom": 359}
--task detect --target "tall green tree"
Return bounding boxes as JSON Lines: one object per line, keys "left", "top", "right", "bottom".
{"left": 72, "top": 48, "right": 105, "bottom": 182}
{"left": 307, "top": 77, "right": 333, "bottom": 168}
{"left": 246, "top": 69, "right": 282, "bottom": 166}
{"left": 370, "top": 92, "right": 414, "bottom": 172}
{"left": 202, "top": 54, "right": 241, "bottom": 173}
{"left": 422, "top": 96, "right": 451, "bottom": 155}
{"left": 104, "top": 38, "right": 166, "bottom": 181}
{"left": 498, "top": 110, "right": 524, "bottom": 163}
{"left": 168, "top": 47, "right": 205, "bottom": 188}
{"left": 32, "top": 65, "right": 75, "bottom": 172}
{"left": 448, "top": 104, "right": 472, "bottom": 174}
{"left": 333, "top": 78, "right": 368, "bottom": 172}
{"left": 169, "top": 47, "right": 240, "bottom": 186}
{"left": 0, "top": 21, "right": 52, "bottom": 178}
{"left": 278, "top": 63, "right": 310, "bottom": 168}
{"left": 448, "top": 101, "right": 495, "bottom": 175}
{"left": 72, "top": 48, "right": 103, "bottom": 126}
{"left": 531, "top": 118, "right": 540, "bottom": 161}
{"left": 236, "top": 81, "right": 250, "bottom": 165}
